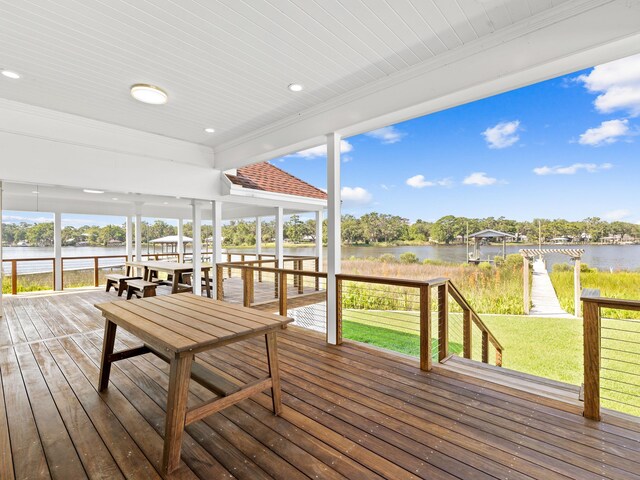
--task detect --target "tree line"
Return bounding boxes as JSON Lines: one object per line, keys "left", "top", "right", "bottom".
{"left": 2, "top": 213, "right": 639, "bottom": 247}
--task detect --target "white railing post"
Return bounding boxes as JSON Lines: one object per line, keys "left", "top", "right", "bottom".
{"left": 211, "top": 200, "right": 222, "bottom": 299}
{"left": 177, "top": 218, "right": 184, "bottom": 262}
{"left": 255, "top": 216, "right": 262, "bottom": 257}
{"left": 125, "top": 215, "right": 133, "bottom": 262}
{"left": 191, "top": 200, "right": 202, "bottom": 296}
{"left": 134, "top": 206, "right": 142, "bottom": 262}
{"left": 326, "top": 132, "right": 341, "bottom": 345}
{"left": 54, "top": 212, "right": 62, "bottom": 290}
{"left": 315, "top": 210, "right": 323, "bottom": 269}
{"left": 275, "top": 207, "right": 284, "bottom": 269}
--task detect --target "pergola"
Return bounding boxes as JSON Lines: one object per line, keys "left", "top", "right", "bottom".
{"left": 520, "top": 248, "right": 585, "bottom": 317}
{"left": 1, "top": 0, "right": 639, "bottom": 348}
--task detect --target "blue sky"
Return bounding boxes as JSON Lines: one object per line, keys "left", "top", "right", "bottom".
{"left": 5, "top": 54, "right": 640, "bottom": 226}
{"left": 277, "top": 53, "right": 640, "bottom": 223}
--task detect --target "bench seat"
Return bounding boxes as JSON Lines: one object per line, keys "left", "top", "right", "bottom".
{"left": 126, "top": 280, "right": 158, "bottom": 299}
{"left": 105, "top": 273, "right": 142, "bottom": 296}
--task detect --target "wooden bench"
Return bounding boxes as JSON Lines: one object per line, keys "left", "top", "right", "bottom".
{"left": 105, "top": 274, "right": 142, "bottom": 296}
{"left": 126, "top": 280, "right": 158, "bottom": 299}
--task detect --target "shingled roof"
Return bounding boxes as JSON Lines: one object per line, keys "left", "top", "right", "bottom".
{"left": 226, "top": 162, "right": 327, "bottom": 200}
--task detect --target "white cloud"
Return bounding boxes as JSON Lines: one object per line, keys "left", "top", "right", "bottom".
{"left": 463, "top": 172, "right": 498, "bottom": 186}
{"left": 365, "top": 126, "right": 406, "bottom": 144}
{"left": 341, "top": 186, "right": 372, "bottom": 206}
{"left": 405, "top": 175, "right": 452, "bottom": 188}
{"left": 482, "top": 120, "right": 521, "bottom": 149}
{"left": 578, "top": 119, "right": 630, "bottom": 146}
{"left": 578, "top": 54, "right": 640, "bottom": 116}
{"left": 533, "top": 163, "right": 613, "bottom": 175}
{"left": 603, "top": 209, "right": 631, "bottom": 221}
{"left": 291, "top": 140, "right": 353, "bottom": 159}
{"left": 2, "top": 215, "right": 52, "bottom": 224}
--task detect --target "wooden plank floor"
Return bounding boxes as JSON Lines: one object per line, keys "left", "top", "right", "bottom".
{"left": 1, "top": 290, "right": 640, "bottom": 479}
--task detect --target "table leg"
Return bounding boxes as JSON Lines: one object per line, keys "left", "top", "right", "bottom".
{"left": 98, "top": 320, "right": 117, "bottom": 392}
{"left": 203, "top": 269, "right": 211, "bottom": 298}
{"left": 171, "top": 272, "right": 180, "bottom": 294}
{"left": 162, "top": 353, "right": 193, "bottom": 474}
{"left": 265, "top": 332, "right": 282, "bottom": 415}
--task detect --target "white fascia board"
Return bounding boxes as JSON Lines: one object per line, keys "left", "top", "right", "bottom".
{"left": 213, "top": 1, "right": 640, "bottom": 169}
{"left": 226, "top": 186, "right": 326, "bottom": 211}
{"left": 0, "top": 130, "right": 220, "bottom": 199}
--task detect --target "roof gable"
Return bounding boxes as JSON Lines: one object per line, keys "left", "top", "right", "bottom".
{"left": 226, "top": 163, "right": 327, "bottom": 200}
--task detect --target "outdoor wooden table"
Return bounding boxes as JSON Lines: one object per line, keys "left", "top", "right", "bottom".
{"left": 126, "top": 260, "right": 213, "bottom": 297}
{"left": 95, "top": 293, "right": 292, "bottom": 474}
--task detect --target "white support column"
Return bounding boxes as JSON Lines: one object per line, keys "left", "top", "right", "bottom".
{"left": 177, "top": 218, "right": 184, "bottom": 262}
{"left": 212, "top": 200, "right": 222, "bottom": 299}
{"left": 135, "top": 213, "right": 142, "bottom": 261}
{"left": 574, "top": 258, "right": 581, "bottom": 318}
{"left": 275, "top": 207, "right": 284, "bottom": 268}
{"left": 326, "top": 132, "right": 341, "bottom": 345}
{"left": 125, "top": 215, "right": 133, "bottom": 262}
{"left": 54, "top": 212, "right": 62, "bottom": 291}
{"left": 0, "top": 181, "right": 3, "bottom": 315}
{"left": 315, "top": 210, "right": 323, "bottom": 269}
{"left": 191, "top": 201, "right": 202, "bottom": 296}
{"left": 255, "top": 217, "right": 262, "bottom": 257}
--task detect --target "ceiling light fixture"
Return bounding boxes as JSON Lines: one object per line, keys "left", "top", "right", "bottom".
{"left": 31, "top": 191, "right": 39, "bottom": 194}
{"left": 204, "top": 127, "right": 215, "bottom": 133}
{"left": 83, "top": 189, "right": 104, "bottom": 194}
{"left": 1, "top": 70, "right": 21, "bottom": 79}
{"left": 130, "top": 84, "right": 168, "bottom": 105}
{"left": 112, "top": 197, "right": 119, "bottom": 201}
{"left": 288, "top": 83, "right": 303, "bottom": 92}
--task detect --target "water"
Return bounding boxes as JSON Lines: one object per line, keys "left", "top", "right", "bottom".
{"left": 3, "top": 244, "right": 640, "bottom": 273}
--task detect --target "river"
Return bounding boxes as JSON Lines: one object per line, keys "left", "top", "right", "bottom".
{"left": 3, "top": 244, "right": 640, "bottom": 273}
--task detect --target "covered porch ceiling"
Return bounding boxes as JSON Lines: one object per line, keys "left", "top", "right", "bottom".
{"left": 1, "top": 1, "right": 639, "bottom": 200}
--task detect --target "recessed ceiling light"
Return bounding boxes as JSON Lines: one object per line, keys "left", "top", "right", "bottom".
{"left": 31, "top": 190, "right": 39, "bottom": 194}
{"left": 163, "top": 201, "right": 169, "bottom": 205}
{"left": 288, "top": 83, "right": 303, "bottom": 92}
{"left": 204, "top": 127, "right": 215, "bottom": 133}
{"left": 112, "top": 197, "right": 119, "bottom": 201}
{"left": 130, "top": 84, "right": 168, "bottom": 105}
{"left": 1, "top": 70, "right": 21, "bottom": 79}
{"left": 175, "top": 196, "right": 181, "bottom": 199}
{"left": 83, "top": 189, "right": 104, "bottom": 194}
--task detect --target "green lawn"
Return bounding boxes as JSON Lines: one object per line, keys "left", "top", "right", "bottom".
{"left": 343, "top": 310, "right": 639, "bottom": 416}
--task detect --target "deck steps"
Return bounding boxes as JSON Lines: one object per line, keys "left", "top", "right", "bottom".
{"left": 437, "top": 355, "right": 582, "bottom": 407}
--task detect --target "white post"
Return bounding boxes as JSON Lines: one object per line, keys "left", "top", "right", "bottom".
{"left": 326, "top": 132, "right": 341, "bottom": 345}
{"left": 191, "top": 201, "right": 202, "bottom": 296}
{"left": 0, "top": 181, "right": 3, "bottom": 315}
{"left": 177, "top": 218, "right": 184, "bottom": 262}
{"left": 315, "top": 210, "right": 323, "bottom": 270}
{"left": 574, "top": 258, "right": 581, "bottom": 317}
{"left": 135, "top": 213, "right": 142, "bottom": 261}
{"left": 275, "top": 207, "right": 284, "bottom": 269}
{"left": 125, "top": 215, "right": 133, "bottom": 262}
{"left": 255, "top": 217, "right": 262, "bottom": 257}
{"left": 212, "top": 200, "right": 222, "bottom": 299}
{"left": 54, "top": 212, "right": 62, "bottom": 291}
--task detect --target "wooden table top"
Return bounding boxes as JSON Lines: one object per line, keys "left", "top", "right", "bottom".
{"left": 126, "top": 260, "right": 212, "bottom": 272}
{"left": 95, "top": 293, "right": 292, "bottom": 354}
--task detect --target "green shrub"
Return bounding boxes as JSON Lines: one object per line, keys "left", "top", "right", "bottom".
{"left": 504, "top": 254, "right": 522, "bottom": 269}
{"left": 493, "top": 256, "right": 505, "bottom": 267}
{"left": 399, "top": 252, "right": 419, "bottom": 264}
{"left": 478, "top": 262, "right": 492, "bottom": 271}
{"left": 379, "top": 253, "right": 396, "bottom": 263}
{"left": 552, "top": 262, "right": 572, "bottom": 272}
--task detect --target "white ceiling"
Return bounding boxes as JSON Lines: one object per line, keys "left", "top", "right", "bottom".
{"left": 0, "top": 0, "right": 568, "bottom": 148}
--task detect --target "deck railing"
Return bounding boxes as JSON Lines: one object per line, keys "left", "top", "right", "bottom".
{"left": 336, "top": 274, "right": 503, "bottom": 370}
{"left": 1, "top": 251, "right": 215, "bottom": 293}
{"left": 581, "top": 289, "right": 640, "bottom": 420}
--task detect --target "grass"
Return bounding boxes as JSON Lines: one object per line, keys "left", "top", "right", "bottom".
{"left": 2, "top": 268, "right": 126, "bottom": 294}
{"left": 342, "top": 310, "right": 640, "bottom": 416}
{"left": 550, "top": 270, "right": 640, "bottom": 319}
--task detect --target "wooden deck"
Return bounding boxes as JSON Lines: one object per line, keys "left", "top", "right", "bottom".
{"left": 1, "top": 290, "right": 640, "bottom": 479}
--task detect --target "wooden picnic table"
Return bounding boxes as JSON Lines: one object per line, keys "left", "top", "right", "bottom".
{"left": 95, "top": 293, "right": 292, "bottom": 474}
{"left": 126, "top": 260, "right": 213, "bottom": 297}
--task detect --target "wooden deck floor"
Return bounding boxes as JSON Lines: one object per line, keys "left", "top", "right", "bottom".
{"left": 1, "top": 290, "right": 640, "bottom": 479}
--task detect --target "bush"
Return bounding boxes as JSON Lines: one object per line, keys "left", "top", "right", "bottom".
{"left": 422, "top": 258, "right": 448, "bottom": 266}
{"left": 399, "top": 252, "right": 419, "bottom": 264}
{"left": 478, "top": 262, "right": 492, "bottom": 271}
{"left": 493, "top": 256, "right": 504, "bottom": 267}
{"left": 379, "top": 253, "right": 396, "bottom": 263}
{"left": 504, "top": 254, "right": 522, "bottom": 269}
{"left": 552, "top": 262, "right": 572, "bottom": 272}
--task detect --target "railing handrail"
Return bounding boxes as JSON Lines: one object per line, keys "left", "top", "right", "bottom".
{"left": 447, "top": 281, "right": 504, "bottom": 351}
{"left": 336, "top": 273, "right": 448, "bottom": 288}
{"left": 581, "top": 289, "right": 640, "bottom": 312}
{"left": 219, "top": 262, "right": 327, "bottom": 278}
